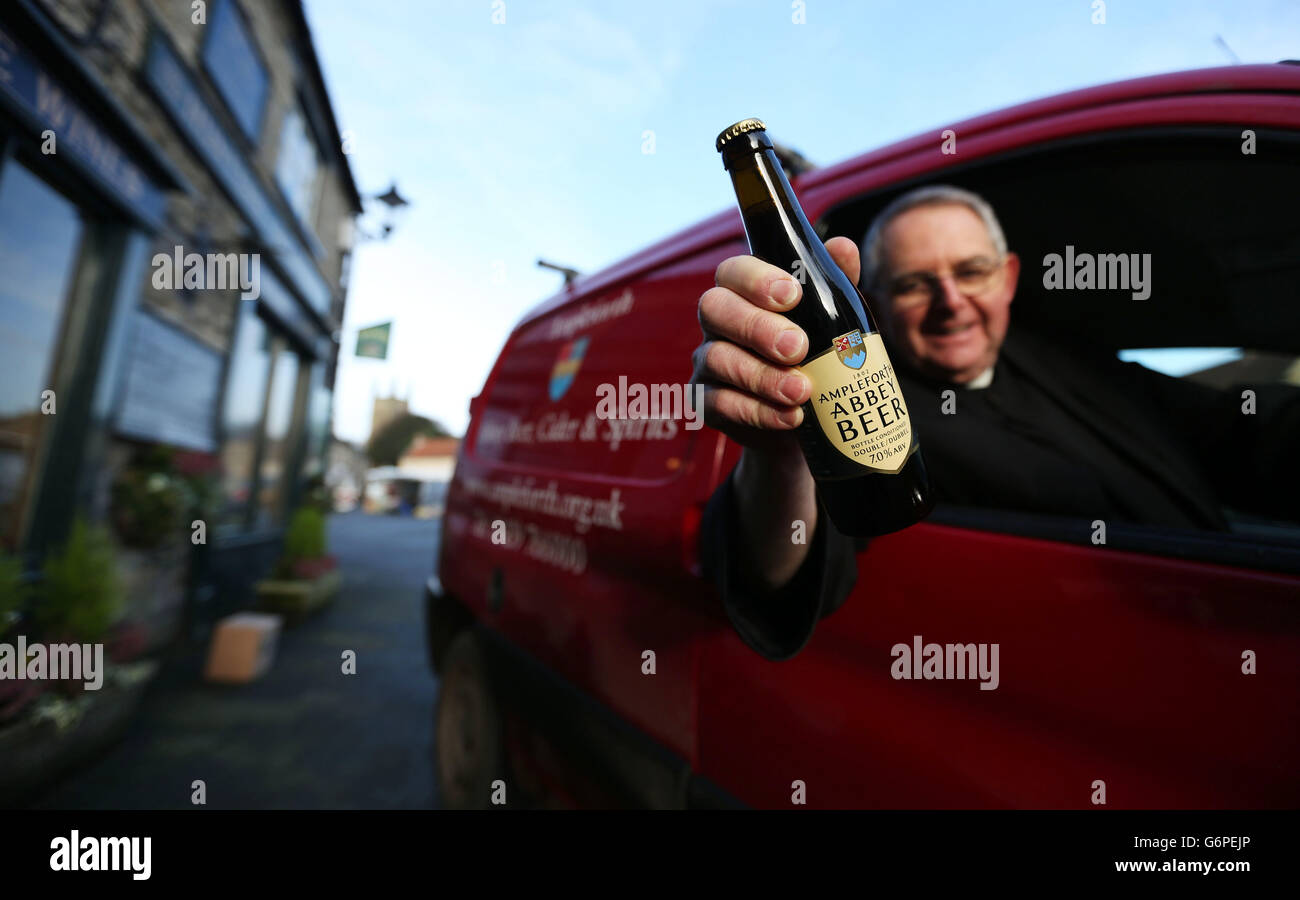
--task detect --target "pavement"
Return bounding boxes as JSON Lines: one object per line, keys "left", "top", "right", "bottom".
{"left": 27, "top": 512, "right": 444, "bottom": 810}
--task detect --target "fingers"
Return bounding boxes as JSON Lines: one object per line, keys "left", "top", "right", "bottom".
{"left": 714, "top": 239, "right": 862, "bottom": 305}
{"left": 699, "top": 286, "right": 808, "bottom": 365}
{"left": 702, "top": 383, "right": 804, "bottom": 434}
{"left": 692, "top": 339, "right": 811, "bottom": 407}
{"left": 692, "top": 241, "right": 859, "bottom": 448}
{"left": 824, "top": 236, "right": 861, "bottom": 286}
{"left": 714, "top": 255, "right": 804, "bottom": 313}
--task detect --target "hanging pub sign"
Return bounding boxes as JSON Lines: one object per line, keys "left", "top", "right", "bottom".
{"left": 355, "top": 322, "right": 391, "bottom": 359}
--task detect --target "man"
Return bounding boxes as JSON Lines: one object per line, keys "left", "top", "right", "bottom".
{"left": 690, "top": 185, "right": 1300, "bottom": 660}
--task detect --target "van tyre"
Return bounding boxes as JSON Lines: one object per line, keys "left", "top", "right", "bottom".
{"left": 434, "top": 630, "right": 513, "bottom": 809}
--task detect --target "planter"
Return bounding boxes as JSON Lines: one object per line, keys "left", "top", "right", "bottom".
{"left": 288, "top": 555, "right": 337, "bottom": 580}
{"left": 0, "top": 678, "right": 46, "bottom": 725}
{"left": 255, "top": 569, "right": 341, "bottom": 622}
{"left": 0, "top": 659, "right": 159, "bottom": 806}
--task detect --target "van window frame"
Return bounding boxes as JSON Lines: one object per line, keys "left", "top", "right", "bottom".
{"left": 812, "top": 122, "right": 1300, "bottom": 575}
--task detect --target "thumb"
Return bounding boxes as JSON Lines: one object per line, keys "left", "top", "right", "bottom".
{"left": 824, "top": 236, "right": 861, "bottom": 287}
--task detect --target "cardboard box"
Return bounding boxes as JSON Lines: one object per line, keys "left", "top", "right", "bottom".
{"left": 204, "top": 613, "right": 282, "bottom": 684}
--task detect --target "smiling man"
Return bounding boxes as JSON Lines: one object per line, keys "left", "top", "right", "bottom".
{"left": 690, "top": 184, "right": 1300, "bottom": 659}
{"left": 856, "top": 185, "right": 1231, "bottom": 527}
{"left": 863, "top": 187, "right": 1015, "bottom": 387}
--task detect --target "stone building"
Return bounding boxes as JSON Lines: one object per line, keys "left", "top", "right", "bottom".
{"left": 370, "top": 393, "right": 410, "bottom": 440}
{"left": 0, "top": 0, "right": 361, "bottom": 638}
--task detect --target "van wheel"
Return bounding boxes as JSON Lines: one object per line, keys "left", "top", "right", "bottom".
{"left": 434, "top": 630, "right": 510, "bottom": 809}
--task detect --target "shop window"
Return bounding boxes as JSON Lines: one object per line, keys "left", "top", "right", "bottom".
{"left": 0, "top": 161, "right": 85, "bottom": 549}
{"left": 217, "top": 300, "right": 271, "bottom": 531}
{"left": 255, "top": 339, "right": 302, "bottom": 528}
{"left": 301, "top": 362, "right": 332, "bottom": 481}
{"left": 218, "top": 300, "right": 308, "bottom": 533}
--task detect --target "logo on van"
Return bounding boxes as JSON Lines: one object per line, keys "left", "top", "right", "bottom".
{"left": 549, "top": 335, "right": 590, "bottom": 401}
{"left": 834, "top": 330, "right": 867, "bottom": 370}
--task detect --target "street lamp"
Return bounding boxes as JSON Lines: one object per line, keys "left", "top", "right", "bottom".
{"left": 374, "top": 184, "right": 410, "bottom": 210}
{"left": 353, "top": 182, "right": 412, "bottom": 242}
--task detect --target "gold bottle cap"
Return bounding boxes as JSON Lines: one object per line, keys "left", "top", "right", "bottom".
{"left": 716, "top": 118, "right": 767, "bottom": 152}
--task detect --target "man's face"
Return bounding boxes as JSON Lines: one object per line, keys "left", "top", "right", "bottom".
{"left": 874, "top": 203, "right": 1019, "bottom": 384}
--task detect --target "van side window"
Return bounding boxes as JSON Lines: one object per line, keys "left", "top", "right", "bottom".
{"left": 818, "top": 127, "right": 1300, "bottom": 559}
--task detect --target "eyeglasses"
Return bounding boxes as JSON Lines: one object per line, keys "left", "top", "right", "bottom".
{"left": 886, "top": 256, "right": 1005, "bottom": 309}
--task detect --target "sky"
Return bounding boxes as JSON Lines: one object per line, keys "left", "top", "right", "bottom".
{"left": 302, "top": 0, "right": 1300, "bottom": 443}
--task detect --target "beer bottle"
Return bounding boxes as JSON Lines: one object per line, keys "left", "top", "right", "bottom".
{"left": 716, "top": 118, "right": 934, "bottom": 536}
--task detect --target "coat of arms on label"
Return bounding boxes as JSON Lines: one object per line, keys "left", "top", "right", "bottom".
{"left": 834, "top": 330, "right": 867, "bottom": 370}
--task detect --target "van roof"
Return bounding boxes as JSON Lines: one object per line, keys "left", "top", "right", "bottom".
{"left": 516, "top": 62, "right": 1300, "bottom": 332}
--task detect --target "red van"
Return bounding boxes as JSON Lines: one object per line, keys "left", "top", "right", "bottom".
{"left": 425, "top": 64, "right": 1300, "bottom": 809}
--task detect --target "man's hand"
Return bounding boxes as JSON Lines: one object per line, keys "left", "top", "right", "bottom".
{"left": 691, "top": 237, "right": 862, "bottom": 590}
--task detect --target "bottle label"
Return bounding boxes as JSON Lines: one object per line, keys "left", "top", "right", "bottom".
{"left": 798, "top": 330, "right": 914, "bottom": 473}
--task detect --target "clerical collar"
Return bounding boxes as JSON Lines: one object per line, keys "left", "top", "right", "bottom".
{"left": 962, "top": 367, "right": 995, "bottom": 390}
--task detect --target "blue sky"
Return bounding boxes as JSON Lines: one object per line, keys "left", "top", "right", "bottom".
{"left": 302, "top": 0, "right": 1300, "bottom": 442}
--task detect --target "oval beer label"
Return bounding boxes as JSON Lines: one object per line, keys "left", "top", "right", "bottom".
{"left": 798, "top": 330, "right": 914, "bottom": 473}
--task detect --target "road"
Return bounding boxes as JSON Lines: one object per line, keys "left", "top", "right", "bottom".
{"left": 28, "top": 512, "right": 444, "bottom": 809}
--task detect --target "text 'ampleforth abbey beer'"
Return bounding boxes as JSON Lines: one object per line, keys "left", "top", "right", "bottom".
{"left": 716, "top": 118, "right": 934, "bottom": 536}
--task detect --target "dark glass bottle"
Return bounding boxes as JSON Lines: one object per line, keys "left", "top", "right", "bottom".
{"left": 716, "top": 118, "right": 934, "bottom": 536}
